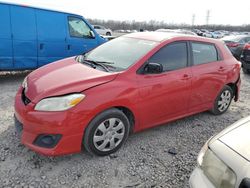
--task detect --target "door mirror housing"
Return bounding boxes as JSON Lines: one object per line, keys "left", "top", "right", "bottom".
{"left": 90, "top": 30, "right": 95, "bottom": 38}
{"left": 144, "top": 62, "right": 163, "bottom": 74}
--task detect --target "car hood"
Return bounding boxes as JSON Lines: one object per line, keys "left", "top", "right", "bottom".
{"left": 25, "top": 57, "right": 118, "bottom": 103}
{"left": 210, "top": 116, "right": 250, "bottom": 161}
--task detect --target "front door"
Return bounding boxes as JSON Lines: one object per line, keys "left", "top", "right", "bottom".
{"left": 136, "top": 42, "right": 192, "bottom": 129}
{"left": 66, "top": 16, "right": 98, "bottom": 56}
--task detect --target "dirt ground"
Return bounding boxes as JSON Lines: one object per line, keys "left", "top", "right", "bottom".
{"left": 0, "top": 70, "right": 249, "bottom": 188}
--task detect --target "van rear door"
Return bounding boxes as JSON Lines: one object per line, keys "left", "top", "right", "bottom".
{"left": 0, "top": 4, "right": 13, "bottom": 69}
{"left": 66, "top": 16, "right": 98, "bottom": 56}
{"left": 11, "top": 5, "right": 37, "bottom": 69}
{"left": 36, "top": 10, "right": 67, "bottom": 67}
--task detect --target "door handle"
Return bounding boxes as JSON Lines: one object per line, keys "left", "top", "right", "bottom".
{"left": 39, "top": 43, "right": 44, "bottom": 50}
{"left": 67, "top": 44, "right": 71, "bottom": 50}
{"left": 218, "top": 66, "right": 226, "bottom": 72}
{"left": 181, "top": 74, "right": 191, "bottom": 80}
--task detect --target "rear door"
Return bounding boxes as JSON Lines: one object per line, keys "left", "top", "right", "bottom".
{"left": 36, "top": 10, "right": 67, "bottom": 67}
{"left": 66, "top": 16, "right": 98, "bottom": 56}
{"left": 0, "top": 4, "right": 13, "bottom": 69}
{"left": 11, "top": 5, "right": 37, "bottom": 69}
{"left": 136, "top": 42, "right": 192, "bottom": 129}
{"left": 189, "top": 42, "right": 226, "bottom": 112}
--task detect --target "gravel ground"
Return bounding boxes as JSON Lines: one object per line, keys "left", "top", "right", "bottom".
{"left": 0, "top": 70, "right": 249, "bottom": 188}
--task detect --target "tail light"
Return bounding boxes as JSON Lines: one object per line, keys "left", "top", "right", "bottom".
{"left": 227, "top": 42, "right": 240, "bottom": 47}
{"left": 244, "top": 43, "right": 250, "bottom": 50}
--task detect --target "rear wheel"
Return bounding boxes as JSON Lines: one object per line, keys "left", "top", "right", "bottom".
{"left": 211, "top": 86, "right": 233, "bottom": 115}
{"left": 83, "top": 108, "right": 130, "bottom": 156}
{"left": 106, "top": 32, "right": 111, "bottom": 36}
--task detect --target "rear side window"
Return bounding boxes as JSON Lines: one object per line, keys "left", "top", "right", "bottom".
{"left": 191, "top": 42, "right": 218, "bottom": 65}
{"left": 68, "top": 17, "right": 92, "bottom": 38}
{"left": 148, "top": 42, "right": 188, "bottom": 72}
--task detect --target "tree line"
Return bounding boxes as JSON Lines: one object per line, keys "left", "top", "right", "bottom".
{"left": 87, "top": 18, "right": 250, "bottom": 32}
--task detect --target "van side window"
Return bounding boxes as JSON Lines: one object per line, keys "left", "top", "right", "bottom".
{"left": 192, "top": 42, "right": 218, "bottom": 65}
{"left": 148, "top": 42, "right": 188, "bottom": 72}
{"left": 68, "top": 17, "right": 92, "bottom": 38}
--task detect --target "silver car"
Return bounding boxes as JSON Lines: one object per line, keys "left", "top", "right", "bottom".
{"left": 189, "top": 116, "right": 250, "bottom": 188}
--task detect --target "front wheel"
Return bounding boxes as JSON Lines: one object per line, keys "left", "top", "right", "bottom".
{"left": 210, "top": 86, "right": 233, "bottom": 115}
{"left": 83, "top": 108, "right": 130, "bottom": 156}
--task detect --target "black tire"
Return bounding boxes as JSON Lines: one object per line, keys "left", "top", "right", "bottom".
{"left": 83, "top": 108, "right": 130, "bottom": 156}
{"left": 242, "top": 67, "right": 250, "bottom": 74}
{"left": 210, "top": 85, "right": 233, "bottom": 115}
{"left": 106, "top": 32, "right": 111, "bottom": 36}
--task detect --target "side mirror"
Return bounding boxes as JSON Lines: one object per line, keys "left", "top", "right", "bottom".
{"left": 144, "top": 62, "right": 163, "bottom": 74}
{"left": 90, "top": 30, "right": 95, "bottom": 38}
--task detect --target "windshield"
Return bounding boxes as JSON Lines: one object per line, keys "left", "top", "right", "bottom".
{"left": 85, "top": 37, "right": 158, "bottom": 71}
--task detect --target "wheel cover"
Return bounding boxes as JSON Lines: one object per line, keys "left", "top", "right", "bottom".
{"left": 218, "top": 90, "right": 231, "bottom": 112}
{"left": 93, "top": 118, "right": 125, "bottom": 152}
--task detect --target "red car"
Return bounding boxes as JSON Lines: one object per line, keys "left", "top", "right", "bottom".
{"left": 14, "top": 32, "right": 241, "bottom": 156}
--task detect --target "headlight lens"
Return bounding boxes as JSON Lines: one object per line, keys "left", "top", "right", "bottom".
{"left": 22, "top": 76, "right": 28, "bottom": 88}
{"left": 197, "top": 139, "right": 211, "bottom": 166}
{"left": 201, "top": 149, "right": 236, "bottom": 188}
{"left": 35, "top": 94, "right": 85, "bottom": 111}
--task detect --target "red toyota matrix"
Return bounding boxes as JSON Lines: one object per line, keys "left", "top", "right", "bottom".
{"left": 14, "top": 32, "right": 241, "bottom": 156}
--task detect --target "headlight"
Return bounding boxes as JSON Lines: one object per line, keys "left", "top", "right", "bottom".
{"left": 35, "top": 94, "right": 85, "bottom": 111}
{"left": 22, "top": 76, "right": 28, "bottom": 88}
{"left": 201, "top": 149, "right": 236, "bottom": 188}
{"left": 197, "top": 138, "right": 211, "bottom": 166}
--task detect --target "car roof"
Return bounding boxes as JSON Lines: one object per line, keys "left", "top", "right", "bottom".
{"left": 124, "top": 32, "right": 220, "bottom": 43}
{"left": 0, "top": 1, "right": 81, "bottom": 17}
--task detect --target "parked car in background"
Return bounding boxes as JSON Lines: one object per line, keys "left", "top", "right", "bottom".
{"left": 190, "top": 116, "right": 250, "bottom": 188}
{"left": 241, "top": 43, "right": 250, "bottom": 73}
{"left": 222, "top": 35, "right": 250, "bottom": 60}
{"left": 14, "top": 32, "right": 241, "bottom": 156}
{"left": 0, "top": 2, "right": 106, "bottom": 71}
{"left": 155, "top": 29, "right": 197, "bottom": 35}
{"left": 93, "top": 25, "right": 112, "bottom": 36}
{"left": 211, "top": 31, "right": 224, "bottom": 39}
{"left": 203, "top": 32, "right": 213, "bottom": 38}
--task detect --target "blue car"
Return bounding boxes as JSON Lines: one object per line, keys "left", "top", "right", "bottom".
{"left": 0, "top": 2, "right": 106, "bottom": 70}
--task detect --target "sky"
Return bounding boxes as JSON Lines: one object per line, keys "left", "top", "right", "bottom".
{"left": 2, "top": 0, "right": 250, "bottom": 26}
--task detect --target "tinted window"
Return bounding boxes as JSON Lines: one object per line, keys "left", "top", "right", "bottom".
{"left": 68, "top": 17, "right": 92, "bottom": 38}
{"left": 192, "top": 42, "right": 218, "bottom": 65}
{"left": 148, "top": 42, "right": 188, "bottom": 71}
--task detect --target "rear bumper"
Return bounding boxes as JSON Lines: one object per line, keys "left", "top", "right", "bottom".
{"left": 14, "top": 87, "right": 90, "bottom": 156}
{"left": 235, "top": 74, "right": 241, "bottom": 102}
{"left": 189, "top": 167, "right": 215, "bottom": 188}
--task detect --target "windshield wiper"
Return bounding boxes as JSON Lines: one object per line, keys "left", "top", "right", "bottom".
{"left": 84, "top": 59, "right": 115, "bottom": 72}
{"left": 76, "top": 55, "right": 115, "bottom": 72}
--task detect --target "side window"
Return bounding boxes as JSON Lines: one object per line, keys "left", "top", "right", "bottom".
{"left": 148, "top": 42, "right": 188, "bottom": 72}
{"left": 94, "top": 26, "right": 100, "bottom": 29}
{"left": 68, "top": 17, "right": 92, "bottom": 38}
{"left": 192, "top": 42, "right": 218, "bottom": 65}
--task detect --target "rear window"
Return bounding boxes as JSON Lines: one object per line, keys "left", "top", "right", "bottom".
{"left": 191, "top": 42, "right": 218, "bottom": 65}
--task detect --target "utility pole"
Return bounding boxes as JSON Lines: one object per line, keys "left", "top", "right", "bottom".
{"left": 206, "top": 10, "right": 210, "bottom": 25}
{"left": 192, "top": 14, "right": 195, "bottom": 26}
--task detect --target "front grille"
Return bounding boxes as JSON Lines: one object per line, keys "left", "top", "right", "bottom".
{"left": 21, "top": 89, "right": 31, "bottom": 105}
